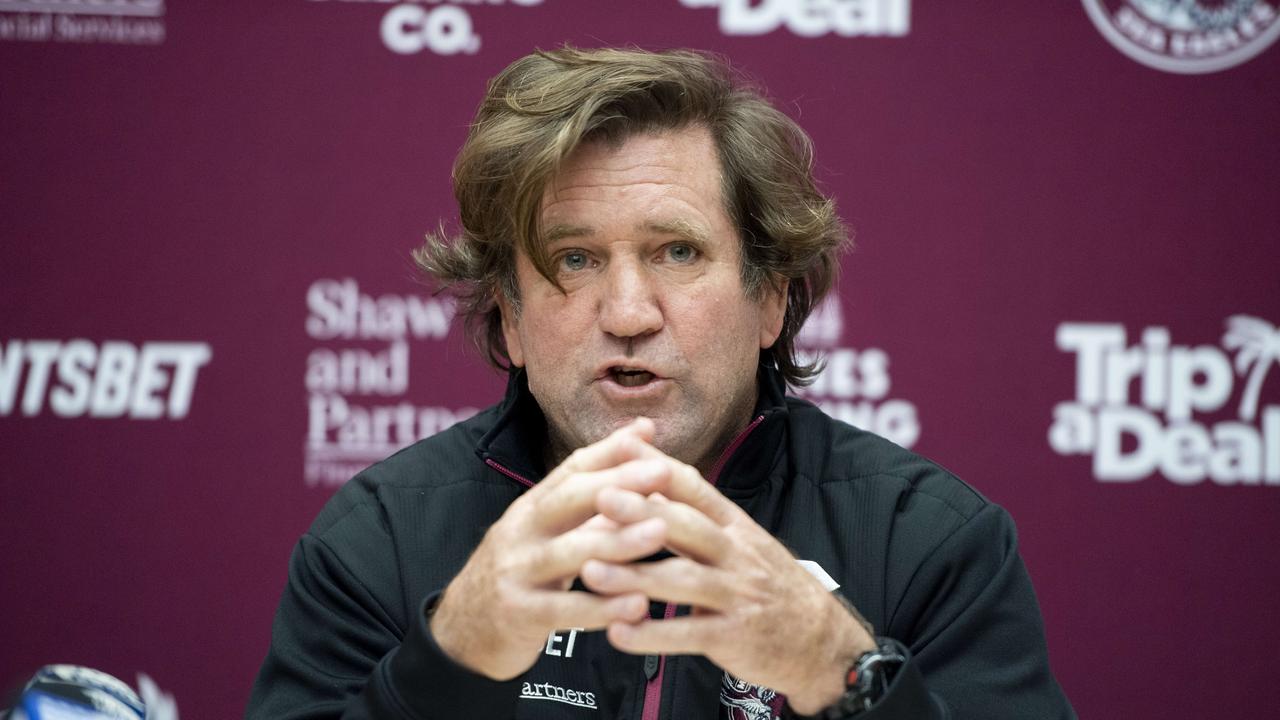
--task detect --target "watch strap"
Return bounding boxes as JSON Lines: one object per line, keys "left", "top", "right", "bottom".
{"left": 819, "top": 637, "right": 909, "bottom": 719}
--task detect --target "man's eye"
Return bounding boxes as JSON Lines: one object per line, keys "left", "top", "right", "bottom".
{"left": 559, "top": 252, "right": 589, "bottom": 271}
{"left": 666, "top": 244, "right": 697, "bottom": 263}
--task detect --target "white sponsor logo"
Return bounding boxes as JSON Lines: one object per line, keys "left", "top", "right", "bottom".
{"left": 0, "top": 0, "right": 165, "bottom": 46}
{"left": 1082, "top": 0, "right": 1280, "bottom": 74}
{"left": 519, "top": 681, "right": 597, "bottom": 709}
{"left": 792, "top": 296, "right": 920, "bottom": 448}
{"left": 1049, "top": 316, "right": 1280, "bottom": 485}
{"left": 304, "top": 278, "right": 476, "bottom": 487}
{"left": 544, "top": 627, "right": 583, "bottom": 657}
{"left": 307, "top": 0, "right": 544, "bottom": 56}
{"left": 0, "top": 339, "right": 210, "bottom": 419}
{"left": 680, "top": 0, "right": 909, "bottom": 38}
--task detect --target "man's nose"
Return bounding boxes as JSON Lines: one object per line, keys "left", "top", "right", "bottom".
{"left": 598, "top": 258, "right": 663, "bottom": 340}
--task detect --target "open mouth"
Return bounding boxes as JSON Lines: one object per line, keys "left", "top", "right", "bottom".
{"left": 609, "top": 367, "right": 656, "bottom": 387}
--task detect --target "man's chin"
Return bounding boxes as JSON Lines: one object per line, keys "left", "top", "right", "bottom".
{"left": 593, "top": 413, "right": 670, "bottom": 448}
{"left": 647, "top": 421, "right": 709, "bottom": 467}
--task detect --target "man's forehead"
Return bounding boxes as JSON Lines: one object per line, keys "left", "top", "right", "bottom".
{"left": 540, "top": 127, "right": 723, "bottom": 198}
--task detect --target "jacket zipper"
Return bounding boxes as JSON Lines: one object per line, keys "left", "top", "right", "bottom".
{"left": 639, "top": 414, "right": 766, "bottom": 720}
{"left": 707, "top": 414, "right": 766, "bottom": 484}
{"left": 639, "top": 603, "right": 679, "bottom": 720}
{"left": 484, "top": 457, "right": 535, "bottom": 488}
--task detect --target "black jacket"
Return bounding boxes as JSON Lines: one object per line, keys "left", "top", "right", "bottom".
{"left": 247, "top": 368, "right": 1074, "bottom": 719}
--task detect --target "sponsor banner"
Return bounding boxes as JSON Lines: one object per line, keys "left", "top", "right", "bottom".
{"left": 679, "top": 0, "right": 910, "bottom": 38}
{"left": 1082, "top": 0, "right": 1280, "bottom": 74}
{"left": 0, "top": 339, "right": 210, "bottom": 419}
{"left": 306, "top": 0, "right": 546, "bottom": 56}
{"left": 303, "top": 278, "right": 477, "bottom": 487}
{"left": 0, "top": 0, "right": 165, "bottom": 45}
{"left": 792, "top": 296, "right": 920, "bottom": 449}
{"left": 1050, "top": 316, "right": 1280, "bottom": 485}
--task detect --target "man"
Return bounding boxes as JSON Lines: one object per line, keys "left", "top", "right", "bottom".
{"left": 248, "top": 47, "right": 1074, "bottom": 719}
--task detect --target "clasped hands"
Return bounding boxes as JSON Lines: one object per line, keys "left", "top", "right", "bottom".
{"left": 430, "top": 418, "right": 875, "bottom": 713}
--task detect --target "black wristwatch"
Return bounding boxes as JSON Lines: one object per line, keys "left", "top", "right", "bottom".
{"left": 818, "top": 637, "right": 908, "bottom": 719}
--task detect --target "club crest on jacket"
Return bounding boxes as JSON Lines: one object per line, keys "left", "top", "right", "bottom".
{"left": 720, "top": 673, "right": 783, "bottom": 720}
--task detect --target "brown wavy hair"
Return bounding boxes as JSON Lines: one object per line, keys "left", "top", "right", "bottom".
{"left": 415, "top": 46, "right": 850, "bottom": 387}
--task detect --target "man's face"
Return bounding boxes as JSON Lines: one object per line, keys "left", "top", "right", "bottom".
{"left": 499, "top": 126, "right": 787, "bottom": 472}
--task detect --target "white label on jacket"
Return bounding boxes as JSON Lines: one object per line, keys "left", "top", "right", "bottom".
{"left": 797, "top": 560, "right": 840, "bottom": 591}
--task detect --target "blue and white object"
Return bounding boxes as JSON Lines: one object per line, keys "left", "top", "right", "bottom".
{"left": 9, "top": 665, "right": 145, "bottom": 720}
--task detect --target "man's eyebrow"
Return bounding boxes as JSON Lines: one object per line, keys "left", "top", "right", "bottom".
{"left": 542, "top": 224, "right": 595, "bottom": 244}
{"left": 542, "top": 220, "right": 710, "bottom": 245}
{"left": 643, "top": 218, "right": 709, "bottom": 244}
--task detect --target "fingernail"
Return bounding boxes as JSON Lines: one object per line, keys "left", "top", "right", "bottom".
{"left": 639, "top": 459, "right": 667, "bottom": 478}
{"left": 608, "top": 619, "right": 636, "bottom": 646}
{"left": 608, "top": 492, "right": 640, "bottom": 516}
{"left": 625, "top": 595, "right": 646, "bottom": 617}
{"left": 631, "top": 517, "right": 664, "bottom": 541}
{"left": 589, "top": 561, "right": 614, "bottom": 582}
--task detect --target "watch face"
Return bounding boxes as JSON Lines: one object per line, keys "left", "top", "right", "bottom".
{"left": 825, "top": 638, "right": 909, "bottom": 718}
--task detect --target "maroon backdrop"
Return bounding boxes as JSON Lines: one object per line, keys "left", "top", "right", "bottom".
{"left": 3, "top": 1, "right": 1279, "bottom": 717}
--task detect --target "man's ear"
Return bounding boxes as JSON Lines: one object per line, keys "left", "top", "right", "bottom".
{"left": 758, "top": 278, "right": 789, "bottom": 349}
{"left": 496, "top": 292, "right": 525, "bottom": 367}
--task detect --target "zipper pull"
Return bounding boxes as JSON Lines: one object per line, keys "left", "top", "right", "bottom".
{"left": 643, "top": 654, "right": 659, "bottom": 681}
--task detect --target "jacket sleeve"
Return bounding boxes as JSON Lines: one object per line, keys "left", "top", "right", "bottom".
{"left": 851, "top": 502, "right": 1074, "bottom": 719}
{"left": 244, "top": 526, "right": 521, "bottom": 719}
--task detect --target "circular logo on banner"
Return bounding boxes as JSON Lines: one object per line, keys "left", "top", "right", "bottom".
{"left": 1082, "top": 0, "right": 1280, "bottom": 73}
